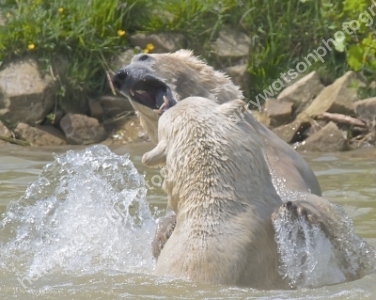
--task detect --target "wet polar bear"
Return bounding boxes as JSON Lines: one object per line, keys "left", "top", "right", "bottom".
{"left": 112, "top": 50, "right": 321, "bottom": 198}
{"left": 112, "top": 49, "right": 322, "bottom": 258}
{"left": 142, "top": 97, "right": 376, "bottom": 289}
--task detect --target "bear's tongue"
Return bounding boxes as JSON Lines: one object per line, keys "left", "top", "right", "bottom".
{"left": 131, "top": 85, "right": 175, "bottom": 114}
{"left": 132, "top": 89, "right": 156, "bottom": 108}
{"left": 131, "top": 87, "right": 166, "bottom": 110}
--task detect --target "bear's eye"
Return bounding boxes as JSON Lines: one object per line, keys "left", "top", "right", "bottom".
{"left": 139, "top": 54, "right": 149, "bottom": 62}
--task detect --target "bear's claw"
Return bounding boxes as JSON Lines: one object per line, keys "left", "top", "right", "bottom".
{"left": 280, "top": 201, "right": 317, "bottom": 224}
{"left": 152, "top": 213, "right": 176, "bottom": 259}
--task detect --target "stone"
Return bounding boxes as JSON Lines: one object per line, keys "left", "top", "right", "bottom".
{"left": 272, "top": 119, "right": 309, "bottom": 143}
{"left": 0, "top": 120, "right": 11, "bottom": 138}
{"left": 51, "top": 55, "right": 69, "bottom": 81}
{"left": 42, "top": 106, "right": 65, "bottom": 127}
{"left": 210, "top": 28, "right": 251, "bottom": 60}
{"left": 369, "top": 81, "right": 376, "bottom": 90}
{"left": 60, "top": 113, "right": 108, "bottom": 145}
{"left": 89, "top": 99, "right": 104, "bottom": 119}
{"left": 354, "top": 97, "right": 376, "bottom": 124}
{"left": 0, "top": 12, "right": 4, "bottom": 26}
{"left": 99, "top": 95, "right": 134, "bottom": 119}
{"left": 297, "top": 71, "right": 364, "bottom": 121}
{"left": 225, "top": 64, "right": 250, "bottom": 97}
{"left": 111, "top": 49, "right": 136, "bottom": 70}
{"left": 103, "top": 115, "right": 149, "bottom": 145}
{"left": 263, "top": 98, "right": 293, "bottom": 127}
{"left": 277, "top": 71, "right": 324, "bottom": 114}
{"left": 298, "top": 122, "right": 347, "bottom": 152}
{"left": 14, "top": 123, "right": 67, "bottom": 146}
{"left": 0, "top": 59, "right": 55, "bottom": 126}
{"left": 129, "top": 33, "right": 186, "bottom": 53}
{"left": 0, "top": 120, "right": 12, "bottom": 145}
{"left": 302, "top": 120, "right": 328, "bottom": 139}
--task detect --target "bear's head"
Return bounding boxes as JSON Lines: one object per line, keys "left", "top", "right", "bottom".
{"left": 112, "top": 50, "right": 243, "bottom": 115}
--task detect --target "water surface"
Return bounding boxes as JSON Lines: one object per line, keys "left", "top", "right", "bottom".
{"left": 0, "top": 144, "right": 375, "bottom": 299}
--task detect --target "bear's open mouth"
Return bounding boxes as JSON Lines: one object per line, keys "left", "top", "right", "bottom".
{"left": 128, "top": 77, "right": 176, "bottom": 114}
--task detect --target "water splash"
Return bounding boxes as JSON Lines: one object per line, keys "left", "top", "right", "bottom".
{"left": 273, "top": 209, "right": 345, "bottom": 288}
{"left": 0, "top": 145, "right": 156, "bottom": 281}
{"left": 273, "top": 203, "right": 376, "bottom": 289}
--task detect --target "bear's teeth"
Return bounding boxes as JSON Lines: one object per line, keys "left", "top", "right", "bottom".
{"left": 163, "top": 95, "right": 169, "bottom": 105}
{"left": 130, "top": 89, "right": 135, "bottom": 96}
{"left": 157, "top": 96, "right": 169, "bottom": 112}
{"left": 136, "top": 90, "right": 146, "bottom": 95}
{"left": 153, "top": 109, "right": 162, "bottom": 115}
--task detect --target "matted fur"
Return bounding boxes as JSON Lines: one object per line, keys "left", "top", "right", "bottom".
{"left": 123, "top": 50, "right": 321, "bottom": 197}
{"left": 143, "top": 98, "right": 376, "bottom": 288}
{"left": 143, "top": 98, "right": 287, "bottom": 289}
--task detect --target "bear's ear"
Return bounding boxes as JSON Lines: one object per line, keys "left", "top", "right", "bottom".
{"left": 217, "top": 99, "right": 246, "bottom": 118}
{"left": 142, "top": 140, "right": 167, "bottom": 168}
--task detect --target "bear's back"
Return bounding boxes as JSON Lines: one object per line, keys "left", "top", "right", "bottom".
{"left": 160, "top": 97, "right": 281, "bottom": 215}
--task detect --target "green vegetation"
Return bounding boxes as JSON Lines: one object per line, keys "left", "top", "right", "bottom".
{"left": 0, "top": 0, "right": 375, "bottom": 111}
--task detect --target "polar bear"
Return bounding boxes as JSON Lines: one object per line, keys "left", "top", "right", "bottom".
{"left": 142, "top": 97, "right": 287, "bottom": 289}
{"left": 112, "top": 50, "right": 321, "bottom": 198}
{"left": 142, "top": 97, "right": 376, "bottom": 289}
{"left": 112, "top": 50, "right": 324, "bottom": 259}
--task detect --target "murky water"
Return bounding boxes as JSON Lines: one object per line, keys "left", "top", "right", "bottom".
{"left": 0, "top": 143, "right": 375, "bottom": 299}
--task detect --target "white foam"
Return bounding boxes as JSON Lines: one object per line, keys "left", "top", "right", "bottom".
{"left": 273, "top": 203, "right": 376, "bottom": 288}
{"left": 273, "top": 209, "right": 345, "bottom": 288}
{"left": 0, "top": 145, "right": 157, "bottom": 279}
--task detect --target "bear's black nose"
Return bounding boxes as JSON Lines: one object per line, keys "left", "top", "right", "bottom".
{"left": 112, "top": 69, "right": 128, "bottom": 90}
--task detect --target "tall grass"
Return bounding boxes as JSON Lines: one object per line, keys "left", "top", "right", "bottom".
{"left": 0, "top": 0, "right": 152, "bottom": 112}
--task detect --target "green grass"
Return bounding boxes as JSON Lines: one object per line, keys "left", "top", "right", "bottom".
{"left": 0, "top": 0, "right": 375, "bottom": 114}
{"left": 0, "top": 0, "right": 152, "bottom": 112}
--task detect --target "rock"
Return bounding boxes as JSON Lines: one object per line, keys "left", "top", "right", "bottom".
{"left": 302, "top": 120, "right": 328, "bottom": 139}
{"left": 129, "top": 33, "right": 186, "bottom": 53}
{"left": 42, "top": 106, "right": 65, "bottom": 127}
{"left": 225, "top": 64, "right": 250, "bottom": 97}
{"left": 297, "top": 71, "right": 364, "bottom": 121}
{"left": 272, "top": 119, "right": 309, "bottom": 143}
{"left": 60, "top": 113, "right": 108, "bottom": 145}
{"left": 14, "top": 123, "right": 67, "bottom": 146}
{"left": 369, "top": 81, "right": 376, "bottom": 91}
{"left": 277, "top": 71, "right": 324, "bottom": 114}
{"left": 263, "top": 98, "right": 293, "bottom": 127}
{"left": 0, "top": 120, "right": 11, "bottom": 138}
{"left": 210, "top": 28, "right": 251, "bottom": 60}
{"left": 298, "top": 122, "right": 347, "bottom": 152}
{"left": 0, "top": 139, "right": 8, "bottom": 145}
{"left": 354, "top": 97, "right": 376, "bottom": 124}
{"left": 0, "top": 59, "right": 55, "bottom": 126}
{"left": 103, "top": 115, "right": 149, "bottom": 145}
{"left": 151, "top": 9, "right": 174, "bottom": 23}
{"left": 99, "top": 95, "right": 134, "bottom": 119}
{"left": 111, "top": 49, "right": 136, "bottom": 70}
{"left": 121, "top": 116, "right": 148, "bottom": 142}
{"left": 0, "top": 120, "right": 12, "bottom": 145}
{"left": 0, "top": 12, "right": 4, "bottom": 26}
{"left": 89, "top": 99, "right": 104, "bottom": 119}
{"left": 51, "top": 55, "right": 69, "bottom": 82}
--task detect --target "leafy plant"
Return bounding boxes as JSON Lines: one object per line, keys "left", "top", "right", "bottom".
{"left": 0, "top": 0, "right": 152, "bottom": 112}
{"left": 342, "top": 0, "right": 376, "bottom": 80}
{"left": 0, "top": 0, "right": 375, "bottom": 112}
